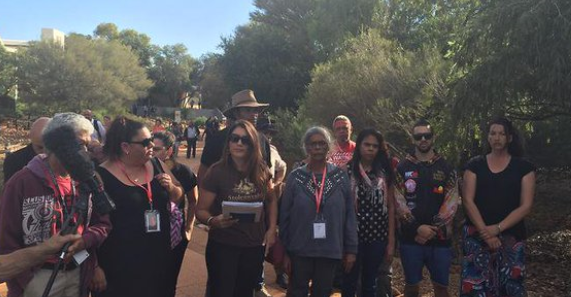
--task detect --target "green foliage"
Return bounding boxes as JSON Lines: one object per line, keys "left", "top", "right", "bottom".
{"left": 195, "top": 54, "right": 233, "bottom": 109}
{"left": 16, "top": 35, "right": 151, "bottom": 115}
{"left": 302, "top": 31, "right": 451, "bottom": 154}
{"left": 148, "top": 44, "right": 198, "bottom": 107}
{"left": 0, "top": 47, "right": 18, "bottom": 97}
{"left": 193, "top": 116, "right": 207, "bottom": 127}
{"left": 451, "top": 0, "right": 571, "bottom": 121}
{"left": 271, "top": 108, "right": 313, "bottom": 166}
{"left": 375, "top": 0, "right": 480, "bottom": 52}
{"left": 218, "top": 22, "right": 312, "bottom": 109}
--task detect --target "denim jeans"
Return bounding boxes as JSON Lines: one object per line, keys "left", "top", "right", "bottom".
{"left": 342, "top": 240, "right": 387, "bottom": 297}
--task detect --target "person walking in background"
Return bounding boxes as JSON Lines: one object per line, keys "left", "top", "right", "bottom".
{"left": 152, "top": 118, "right": 166, "bottom": 134}
{"left": 93, "top": 116, "right": 183, "bottom": 297}
{"left": 82, "top": 109, "right": 107, "bottom": 143}
{"left": 342, "top": 128, "right": 396, "bottom": 297}
{"left": 3, "top": 117, "right": 50, "bottom": 183}
{"left": 394, "top": 119, "right": 459, "bottom": 297}
{"left": 196, "top": 120, "right": 277, "bottom": 297}
{"left": 170, "top": 121, "right": 184, "bottom": 158}
{"left": 184, "top": 119, "right": 200, "bottom": 159}
{"left": 280, "top": 126, "right": 358, "bottom": 297}
{"left": 103, "top": 115, "right": 112, "bottom": 131}
{"left": 461, "top": 117, "right": 535, "bottom": 297}
{"left": 153, "top": 131, "right": 199, "bottom": 297}
{"left": 327, "top": 115, "right": 356, "bottom": 168}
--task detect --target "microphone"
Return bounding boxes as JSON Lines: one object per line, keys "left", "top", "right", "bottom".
{"left": 43, "top": 126, "right": 115, "bottom": 215}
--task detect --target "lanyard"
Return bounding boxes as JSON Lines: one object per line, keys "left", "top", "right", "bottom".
{"left": 42, "top": 161, "right": 75, "bottom": 218}
{"left": 311, "top": 166, "right": 327, "bottom": 215}
{"left": 118, "top": 161, "right": 153, "bottom": 209}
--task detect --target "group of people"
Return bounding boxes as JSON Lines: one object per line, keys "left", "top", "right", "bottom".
{"left": 0, "top": 88, "right": 535, "bottom": 297}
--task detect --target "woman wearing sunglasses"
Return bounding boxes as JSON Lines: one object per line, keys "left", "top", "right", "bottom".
{"left": 91, "top": 116, "right": 183, "bottom": 297}
{"left": 196, "top": 120, "right": 277, "bottom": 297}
{"left": 280, "top": 126, "right": 358, "bottom": 297}
{"left": 152, "top": 131, "right": 199, "bottom": 297}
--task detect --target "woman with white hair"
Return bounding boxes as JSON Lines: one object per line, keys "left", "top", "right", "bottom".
{"left": 279, "top": 126, "right": 358, "bottom": 297}
{"left": 0, "top": 112, "right": 112, "bottom": 297}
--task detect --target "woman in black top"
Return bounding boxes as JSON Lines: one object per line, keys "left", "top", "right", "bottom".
{"left": 92, "top": 117, "right": 183, "bottom": 297}
{"left": 152, "top": 131, "right": 198, "bottom": 297}
{"left": 461, "top": 117, "right": 535, "bottom": 297}
{"left": 342, "top": 128, "right": 395, "bottom": 297}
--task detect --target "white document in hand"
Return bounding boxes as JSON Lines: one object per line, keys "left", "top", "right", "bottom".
{"left": 222, "top": 201, "right": 264, "bottom": 223}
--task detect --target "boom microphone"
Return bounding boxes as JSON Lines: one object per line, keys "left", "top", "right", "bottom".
{"left": 42, "top": 125, "right": 115, "bottom": 215}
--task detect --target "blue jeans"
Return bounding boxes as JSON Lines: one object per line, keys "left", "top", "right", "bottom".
{"left": 399, "top": 243, "right": 452, "bottom": 286}
{"left": 342, "top": 240, "right": 387, "bottom": 297}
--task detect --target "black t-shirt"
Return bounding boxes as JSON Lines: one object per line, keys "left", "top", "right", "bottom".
{"left": 465, "top": 155, "right": 535, "bottom": 240}
{"left": 200, "top": 127, "right": 272, "bottom": 168}
{"left": 171, "top": 162, "right": 197, "bottom": 193}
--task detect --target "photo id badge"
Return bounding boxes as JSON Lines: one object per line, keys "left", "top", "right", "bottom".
{"left": 144, "top": 210, "right": 161, "bottom": 233}
{"left": 313, "top": 218, "right": 326, "bottom": 239}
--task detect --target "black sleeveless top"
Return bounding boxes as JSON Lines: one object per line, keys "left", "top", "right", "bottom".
{"left": 96, "top": 161, "right": 171, "bottom": 297}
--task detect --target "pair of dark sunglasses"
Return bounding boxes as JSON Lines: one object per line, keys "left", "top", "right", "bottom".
{"left": 228, "top": 134, "right": 252, "bottom": 145}
{"left": 413, "top": 133, "right": 433, "bottom": 141}
{"left": 128, "top": 137, "right": 153, "bottom": 147}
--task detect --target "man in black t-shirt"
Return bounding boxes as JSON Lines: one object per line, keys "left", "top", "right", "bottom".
{"left": 394, "top": 119, "right": 459, "bottom": 297}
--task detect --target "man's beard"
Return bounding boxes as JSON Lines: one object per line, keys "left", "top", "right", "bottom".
{"left": 416, "top": 143, "right": 433, "bottom": 154}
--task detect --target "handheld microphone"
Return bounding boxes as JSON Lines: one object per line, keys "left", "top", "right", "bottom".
{"left": 43, "top": 125, "right": 116, "bottom": 215}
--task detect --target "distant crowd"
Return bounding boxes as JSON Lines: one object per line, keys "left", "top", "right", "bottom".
{"left": 0, "top": 89, "right": 535, "bottom": 297}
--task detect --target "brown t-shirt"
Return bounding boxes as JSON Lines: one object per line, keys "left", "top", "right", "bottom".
{"left": 202, "top": 163, "right": 267, "bottom": 247}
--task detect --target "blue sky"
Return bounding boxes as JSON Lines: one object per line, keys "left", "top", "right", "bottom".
{"left": 0, "top": 0, "right": 256, "bottom": 58}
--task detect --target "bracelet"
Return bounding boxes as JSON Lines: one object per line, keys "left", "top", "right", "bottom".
{"left": 206, "top": 216, "right": 214, "bottom": 226}
{"left": 496, "top": 223, "right": 502, "bottom": 234}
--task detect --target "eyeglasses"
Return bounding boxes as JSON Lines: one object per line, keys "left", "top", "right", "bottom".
{"left": 128, "top": 138, "right": 154, "bottom": 147}
{"left": 152, "top": 146, "right": 167, "bottom": 152}
{"left": 412, "top": 133, "right": 433, "bottom": 141}
{"left": 228, "top": 134, "right": 252, "bottom": 146}
{"left": 308, "top": 141, "right": 328, "bottom": 149}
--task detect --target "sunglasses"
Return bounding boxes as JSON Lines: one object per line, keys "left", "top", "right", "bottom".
{"left": 228, "top": 134, "right": 252, "bottom": 145}
{"left": 238, "top": 107, "right": 261, "bottom": 113}
{"left": 412, "top": 133, "right": 433, "bottom": 141}
{"left": 128, "top": 137, "right": 154, "bottom": 147}
{"left": 152, "top": 146, "right": 167, "bottom": 152}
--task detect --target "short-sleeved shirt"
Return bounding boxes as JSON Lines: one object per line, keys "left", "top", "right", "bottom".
{"left": 201, "top": 163, "right": 268, "bottom": 247}
{"left": 170, "top": 162, "right": 198, "bottom": 210}
{"left": 465, "top": 155, "right": 535, "bottom": 240}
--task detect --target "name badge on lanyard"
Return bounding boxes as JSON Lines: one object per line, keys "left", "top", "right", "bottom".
{"left": 312, "top": 166, "right": 327, "bottom": 239}
{"left": 144, "top": 210, "right": 161, "bottom": 233}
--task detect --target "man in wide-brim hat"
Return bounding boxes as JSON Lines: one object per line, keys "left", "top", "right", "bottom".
{"left": 223, "top": 89, "right": 269, "bottom": 124}
{"left": 199, "top": 88, "right": 272, "bottom": 181}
